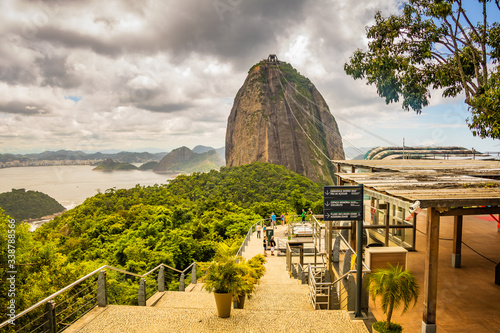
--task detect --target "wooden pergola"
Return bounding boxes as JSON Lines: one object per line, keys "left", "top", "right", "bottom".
{"left": 332, "top": 159, "right": 500, "bottom": 333}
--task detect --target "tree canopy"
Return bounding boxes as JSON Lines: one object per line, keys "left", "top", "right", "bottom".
{"left": 344, "top": 0, "right": 500, "bottom": 139}
{"left": 0, "top": 188, "right": 65, "bottom": 221}
{"left": 0, "top": 162, "right": 323, "bottom": 326}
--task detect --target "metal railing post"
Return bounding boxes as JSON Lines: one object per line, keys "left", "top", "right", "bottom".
{"left": 292, "top": 264, "right": 297, "bottom": 278}
{"left": 97, "top": 270, "right": 107, "bottom": 307}
{"left": 44, "top": 300, "right": 56, "bottom": 333}
{"left": 158, "top": 266, "right": 165, "bottom": 292}
{"left": 138, "top": 279, "right": 146, "bottom": 306}
{"left": 191, "top": 263, "right": 197, "bottom": 285}
{"left": 179, "top": 273, "right": 185, "bottom": 291}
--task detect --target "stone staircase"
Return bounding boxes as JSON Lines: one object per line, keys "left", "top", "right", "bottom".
{"left": 67, "top": 225, "right": 369, "bottom": 332}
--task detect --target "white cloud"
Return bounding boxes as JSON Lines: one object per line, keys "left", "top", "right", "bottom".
{"left": 0, "top": 0, "right": 498, "bottom": 154}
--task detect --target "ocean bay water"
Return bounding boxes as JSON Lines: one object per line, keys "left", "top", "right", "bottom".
{"left": 0, "top": 165, "right": 175, "bottom": 210}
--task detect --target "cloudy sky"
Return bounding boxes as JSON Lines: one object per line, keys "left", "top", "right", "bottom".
{"left": 1, "top": 0, "right": 499, "bottom": 157}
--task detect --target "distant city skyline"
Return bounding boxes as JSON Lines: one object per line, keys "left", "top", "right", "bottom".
{"left": 1, "top": 0, "right": 498, "bottom": 157}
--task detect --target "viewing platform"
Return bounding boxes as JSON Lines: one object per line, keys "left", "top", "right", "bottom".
{"left": 65, "top": 224, "right": 368, "bottom": 333}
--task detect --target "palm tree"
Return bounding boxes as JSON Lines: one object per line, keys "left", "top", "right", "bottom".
{"left": 366, "top": 264, "right": 420, "bottom": 331}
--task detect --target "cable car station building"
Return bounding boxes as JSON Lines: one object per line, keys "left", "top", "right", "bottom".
{"left": 332, "top": 159, "right": 500, "bottom": 332}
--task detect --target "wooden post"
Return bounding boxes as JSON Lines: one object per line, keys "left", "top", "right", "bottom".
{"left": 412, "top": 212, "right": 417, "bottom": 252}
{"left": 422, "top": 207, "right": 440, "bottom": 333}
{"left": 97, "top": 270, "right": 107, "bottom": 307}
{"left": 158, "top": 266, "right": 165, "bottom": 292}
{"left": 384, "top": 204, "right": 390, "bottom": 246}
{"left": 179, "top": 273, "right": 185, "bottom": 292}
{"left": 138, "top": 279, "right": 146, "bottom": 306}
{"left": 350, "top": 221, "right": 356, "bottom": 250}
{"left": 452, "top": 216, "right": 463, "bottom": 268}
{"left": 299, "top": 244, "right": 304, "bottom": 268}
{"left": 191, "top": 263, "right": 197, "bottom": 285}
{"left": 44, "top": 301, "right": 57, "bottom": 333}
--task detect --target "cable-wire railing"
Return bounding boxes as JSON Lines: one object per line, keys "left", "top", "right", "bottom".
{"left": 0, "top": 262, "right": 197, "bottom": 333}
{"left": 236, "top": 220, "right": 262, "bottom": 257}
{"left": 3, "top": 215, "right": 263, "bottom": 333}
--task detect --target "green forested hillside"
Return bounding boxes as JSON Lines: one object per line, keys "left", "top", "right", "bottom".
{"left": 0, "top": 188, "right": 65, "bottom": 221}
{"left": 0, "top": 162, "right": 323, "bottom": 325}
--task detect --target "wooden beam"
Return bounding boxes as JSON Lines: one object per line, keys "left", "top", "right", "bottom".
{"left": 422, "top": 207, "right": 440, "bottom": 332}
{"left": 418, "top": 198, "right": 500, "bottom": 209}
{"left": 363, "top": 224, "right": 414, "bottom": 229}
{"left": 440, "top": 206, "right": 500, "bottom": 216}
{"left": 452, "top": 216, "right": 463, "bottom": 268}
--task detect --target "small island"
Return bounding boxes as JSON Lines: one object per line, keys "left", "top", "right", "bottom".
{"left": 0, "top": 188, "right": 65, "bottom": 221}
{"left": 93, "top": 158, "right": 138, "bottom": 171}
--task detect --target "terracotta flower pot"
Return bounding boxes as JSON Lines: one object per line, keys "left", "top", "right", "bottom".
{"left": 214, "top": 292, "right": 232, "bottom": 318}
{"left": 234, "top": 294, "right": 246, "bottom": 309}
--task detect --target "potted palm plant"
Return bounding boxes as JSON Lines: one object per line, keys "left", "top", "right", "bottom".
{"left": 202, "top": 243, "right": 242, "bottom": 317}
{"left": 366, "top": 264, "right": 420, "bottom": 333}
{"left": 233, "top": 254, "right": 266, "bottom": 309}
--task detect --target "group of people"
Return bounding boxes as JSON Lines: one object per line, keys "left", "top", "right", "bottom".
{"left": 269, "top": 212, "right": 287, "bottom": 228}
{"left": 262, "top": 235, "right": 276, "bottom": 256}
{"left": 255, "top": 208, "right": 315, "bottom": 256}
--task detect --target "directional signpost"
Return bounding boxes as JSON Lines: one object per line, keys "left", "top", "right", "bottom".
{"left": 323, "top": 186, "right": 363, "bottom": 221}
{"left": 324, "top": 185, "right": 364, "bottom": 318}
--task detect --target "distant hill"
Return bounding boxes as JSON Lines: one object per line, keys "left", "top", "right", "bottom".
{"left": 192, "top": 145, "right": 214, "bottom": 153}
{"left": 139, "top": 161, "right": 159, "bottom": 170}
{"left": 0, "top": 150, "right": 168, "bottom": 163}
{"left": 93, "top": 159, "right": 138, "bottom": 171}
{"left": 192, "top": 145, "right": 225, "bottom": 163}
{"left": 0, "top": 188, "right": 65, "bottom": 221}
{"left": 154, "top": 147, "right": 224, "bottom": 173}
{"left": 215, "top": 147, "right": 225, "bottom": 163}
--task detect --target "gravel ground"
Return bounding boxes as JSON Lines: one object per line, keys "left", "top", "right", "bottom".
{"left": 77, "top": 305, "right": 368, "bottom": 333}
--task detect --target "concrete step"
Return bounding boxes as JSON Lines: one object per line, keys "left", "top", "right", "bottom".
{"left": 71, "top": 304, "right": 369, "bottom": 333}
{"left": 154, "top": 290, "right": 216, "bottom": 309}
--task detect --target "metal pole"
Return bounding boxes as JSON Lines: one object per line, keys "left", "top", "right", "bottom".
{"left": 355, "top": 185, "right": 364, "bottom": 318}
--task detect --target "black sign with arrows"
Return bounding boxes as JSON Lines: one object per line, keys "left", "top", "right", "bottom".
{"left": 323, "top": 185, "right": 363, "bottom": 221}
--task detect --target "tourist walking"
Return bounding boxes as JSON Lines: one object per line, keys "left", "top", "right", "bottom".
{"left": 256, "top": 224, "right": 262, "bottom": 238}
{"left": 271, "top": 212, "right": 276, "bottom": 228}
{"left": 280, "top": 213, "right": 285, "bottom": 226}
{"left": 301, "top": 209, "right": 306, "bottom": 223}
{"left": 263, "top": 236, "right": 268, "bottom": 255}
{"left": 269, "top": 236, "right": 276, "bottom": 256}
{"left": 308, "top": 208, "right": 313, "bottom": 222}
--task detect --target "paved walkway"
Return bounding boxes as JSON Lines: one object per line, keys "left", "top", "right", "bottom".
{"left": 68, "top": 224, "right": 369, "bottom": 333}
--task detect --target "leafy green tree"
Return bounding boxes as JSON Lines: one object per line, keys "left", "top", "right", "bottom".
{"left": 0, "top": 189, "right": 65, "bottom": 221}
{"left": 344, "top": 0, "right": 500, "bottom": 139}
{"left": 1, "top": 161, "right": 324, "bottom": 324}
{"left": 366, "top": 265, "right": 420, "bottom": 331}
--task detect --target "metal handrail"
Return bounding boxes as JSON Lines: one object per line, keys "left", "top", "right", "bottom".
{"left": 337, "top": 231, "right": 371, "bottom": 271}
{"left": 0, "top": 262, "right": 196, "bottom": 329}
{"left": 236, "top": 219, "right": 262, "bottom": 257}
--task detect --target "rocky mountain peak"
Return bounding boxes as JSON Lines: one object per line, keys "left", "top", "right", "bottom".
{"left": 225, "top": 58, "right": 345, "bottom": 184}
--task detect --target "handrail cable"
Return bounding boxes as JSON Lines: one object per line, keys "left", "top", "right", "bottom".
{"left": 0, "top": 261, "right": 195, "bottom": 329}
{"left": 277, "top": 67, "right": 397, "bottom": 147}
{"left": 276, "top": 69, "right": 335, "bottom": 163}
{"left": 277, "top": 74, "right": 366, "bottom": 158}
